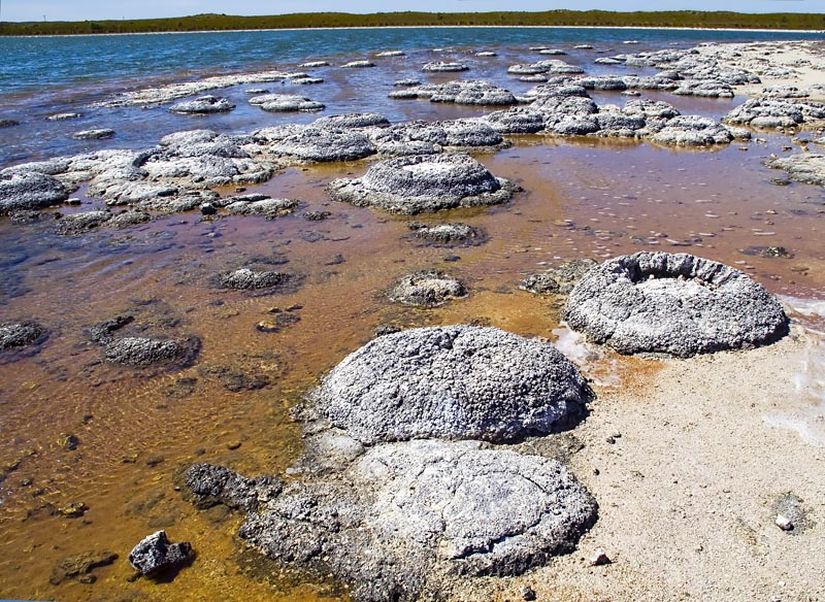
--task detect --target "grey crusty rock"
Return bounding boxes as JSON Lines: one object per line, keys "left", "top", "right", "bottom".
{"left": 128, "top": 531, "right": 193, "bottom": 577}
{"left": 0, "top": 321, "right": 46, "bottom": 351}
{"left": 215, "top": 268, "right": 292, "bottom": 291}
{"left": 421, "top": 61, "right": 469, "bottom": 72}
{"left": 170, "top": 95, "right": 235, "bottom": 114}
{"left": 765, "top": 153, "right": 825, "bottom": 186}
{"left": 249, "top": 93, "right": 324, "bottom": 112}
{"left": 312, "top": 112, "right": 390, "bottom": 129}
{"left": 388, "top": 271, "right": 467, "bottom": 307}
{"left": 239, "top": 439, "right": 597, "bottom": 602}
{"left": 72, "top": 129, "right": 115, "bottom": 140}
{"left": 309, "top": 325, "right": 591, "bottom": 443}
{"left": 0, "top": 171, "right": 69, "bottom": 214}
{"left": 564, "top": 252, "right": 789, "bottom": 357}
{"left": 265, "top": 127, "right": 376, "bottom": 162}
{"left": 328, "top": 153, "right": 515, "bottom": 214}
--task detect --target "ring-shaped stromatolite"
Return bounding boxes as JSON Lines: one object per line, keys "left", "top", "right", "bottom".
{"left": 563, "top": 252, "right": 789, "bottom": 357}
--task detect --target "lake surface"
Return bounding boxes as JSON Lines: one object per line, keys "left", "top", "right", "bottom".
{"left": 1, "top": 25, "right": 824, "bottom": 602}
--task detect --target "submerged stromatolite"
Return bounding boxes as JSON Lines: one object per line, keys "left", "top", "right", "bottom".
{"left": 564, "top": 252, "right": 789, "bottom": 357}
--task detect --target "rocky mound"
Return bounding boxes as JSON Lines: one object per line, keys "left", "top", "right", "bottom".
{"left": 388, "top": 271, "right": 467, "bottom": 307}
{"left": 169, "top": 96, "right": 235, "bottom": 114}
{"left": 390, "top": 80, "right": 516, "bottom": 106}
{"left": 0, "top": 171, "right": 68, "bottom": 214}
{"left": 103, "top": 336, "right": 201, "bottom": 368}
{"left": 249, "top": 94, "right": 324, "bottom": 112}
{"left": 309, "top": 325, "right": 591, "bottom": 443}
{"left": 327, "top": 154, "right": 515, "bottom": 214}
{"left": 765, "top": 153, "right": 825, "bottom": 186}
{"left": 312, "top": 113, "right": 390, "bottom": 129}
{"left": 520, "top": 259, "right": 596, "bottom": 294}
{"left": 266, "top": 127, "right": 376, "bottom": 162}
{"left": 214, "top": 268, "right": 293, "bottom": 291}
{"left": 725, "top": 98, "right": 825, "bottom": 129}
{"left": 564, "top": 252, "right": 789, "bottom": 357}
{"left": 422, "top": 61, "right": 469, "bottom": 72}
{"left": 238, "top": 440, "right": 597, "bottom": 602}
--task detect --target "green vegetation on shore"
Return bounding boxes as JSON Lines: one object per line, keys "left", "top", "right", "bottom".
{"left": 0, "top": 10, "right": 823, "bottom": 36}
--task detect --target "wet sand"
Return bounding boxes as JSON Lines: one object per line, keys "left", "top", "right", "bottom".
{"left": 1, "top": 39, "right": 825, "bottom": 602}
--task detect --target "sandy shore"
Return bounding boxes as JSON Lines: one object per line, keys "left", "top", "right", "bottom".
{"left": 452, "top": 325, "right": 824, "bottom": 601}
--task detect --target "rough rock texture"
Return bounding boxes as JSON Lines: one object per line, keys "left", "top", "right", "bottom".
{"left": 50, "top": 551, "right": 118, "bottom": 585}
{"left": 312, "top": 113, "right": 390, "bottom": 129}
{"left": 0, "top": 321, "right": 46, "bottom": 351}
{"left": 422, "top": 61, "right": 469, "bottom": 72}
{"left": 520, "top": 259, "right": 597, "bottom": 294}
{"left": 310, "top": 325, "right": 591, "bottom": 443}
{"left": 72, "top": 129, "right": 115, "bottom": 140}
{"left": 239, "top": 440, "right": 597, "bottom": 602}
{"left": 508, "top": 60, "right": 583, "bottom": 76}
{"left": 484, "top": 107, "right": 547, "bottom": 134}
{"left": 249, "top": 93, "right": 324, "bottom": 112}
{"left": 388, "top": 271, "right": 467, "bottom": 308}
{"left": 264, "top": 127, "right": 376, "bottom": 162}
{"left": 225, "top": 196, "right": 298, "bottom": 219}
{"left": 390, "top": 80, "right": 516, "bottom": 106}
{"left": 215, "top": 268, "right": 292, "bottom": 291}
{"left": 328, "top": 154, "right": 515, "bottom": 214}
{"left": 407, "top": 222, "right": 487, "bottom": 247}
{"left": 649, "top": 115, "right": 736, "bottom": 147}
{"left": 55, "top": 210, "right": 112, "bottom": 234}
{"left": 103, "top": 336, "right": 201, "bottom": 368}
{"left": 725, "top": 98, "right": 825, "bottom": 130}
{"left": 564, "top": 252, "right": 789, "bottom": 357}
{"left": 169, "top": 95, "right": 235, "bottom": 114}
{"left": 765, "top": 153, "right": 825, "bottom": 186}
{"left": 0, "top": 171, "right": 69, "bottom": 214}
{"left": 342, "top": 60, "right": 375, "bottom": 68}
{"left": 128, "top": 531, "right": 193, "bottom": 577}
{"left": 184, "top": 463, "right": 283, "bottom": 511}
{"left": 0, "top": 119, "right": 20, "bottom": 128}
{"left": 368, "top": 119, "right": 505, "bottom": 156}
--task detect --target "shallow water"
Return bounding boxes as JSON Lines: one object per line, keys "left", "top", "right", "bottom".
{"left": 1, "top": 26, "right": 825, "bottom": 602}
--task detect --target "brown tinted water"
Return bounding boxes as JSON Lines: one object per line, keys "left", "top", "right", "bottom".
{"left": 2, "top": 78, "right": 825, "bottom": 601}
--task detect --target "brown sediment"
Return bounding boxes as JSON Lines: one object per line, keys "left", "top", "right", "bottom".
{"left": 2, "top": 50, "right": 825, "bottom": 601}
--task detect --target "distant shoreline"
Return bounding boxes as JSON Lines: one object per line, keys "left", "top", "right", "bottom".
{"left": 1, "top": 10, "right": 824, "bottom": 37}
{"left": 2, "top": 24, "right": 824, "bottom": 39}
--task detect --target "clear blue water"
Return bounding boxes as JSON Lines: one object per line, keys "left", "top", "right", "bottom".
{"left": 0, "top": 26, "right": 822, "bottom": 166}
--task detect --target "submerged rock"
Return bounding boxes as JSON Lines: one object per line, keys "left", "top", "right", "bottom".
{"left": 50, "top": 551, "right": 117, "bottom": 585}
{"left": 72, "top": 129, "right": 115, "bottom": 140}
{"left": 328, "top": 154, "right": 515, "bottom": 215}
{"left": 0, "top": 119, "right": 20, "bottom": 128}
{"left": 564, "top": 252, "right": 789, "bottom": 357}
{"left": 239, "top": 440, "right": 597, "bottom": 602}
{"left": 47, "top": 112, "right": 82, "bottom": 121}
{"left": 309, "top": 325, "right": 591, "bottom": 443}
{"left": 341, "top": 60, "right": 375, "bottom": 68}
{"left": 103, "top": 336, "right": 201, "bottom": 368}
{"left": 225, "top": 197, "right": 298, "bottom": 219}
{"left": 170, "top": 95, "right": 235, "bottom": 114}
{"left": 0, "top": 321, "right": 46, "bottom": 352}
{"left": 0, "top": 171, "right": 68, "bottom": 214}
{"left": 421, "top": 61, "right": 469, "bottom": 72}
{"left": 649, "top": 115, "right": 735, "bottom": 147}
{"left": 765, "top": 153, "right": 825, "bottom": 186}
{"left": 184, "top": 463, "right": 283, "bottom": 511}
{"left": 407, "top": 222, "right": 487, "bottom": 247}
{"left": 128, "top": 531, "right": 193, "bottom": 577}
{"left": 55, "top": 210, "right": 112, "bottom": 234}
{"left": 520, "top": 259, "right": 596, "bottom": 295}
{"left": 249, "top": 93, "right": 324, "bottom": 112}
{"left": 388, "top": 271, "right": 467, "bottom": 307}
{"left": 215, "top": 268, "right": 292, "bottom": 291}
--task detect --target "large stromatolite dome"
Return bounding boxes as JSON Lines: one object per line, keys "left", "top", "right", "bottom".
{"left": 327, "top": 153, "right": 515, "bottom": 214}
{"left": 309, "top": 325, "right": 592, "bottom": 444}
{"left": 564, "top": 252, "right": 789, "bottom": 357}
{"left": 238, "top": 439, "right": 597, "bottom": 602}
{"left": 268, "top": 127, "right": 376, "bottom": 162}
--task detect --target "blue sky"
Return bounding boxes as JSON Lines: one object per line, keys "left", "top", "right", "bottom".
{"left": 2, "top": 0, "right": 823, "bottom": 21}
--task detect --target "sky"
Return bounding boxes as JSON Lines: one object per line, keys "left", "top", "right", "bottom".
{"left": 1, "top": 0, "right": 823, "bottom": 21}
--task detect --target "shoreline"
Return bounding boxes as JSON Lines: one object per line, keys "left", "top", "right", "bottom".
{"left": 2, "top": 24, "right": 824, "bottom": 39}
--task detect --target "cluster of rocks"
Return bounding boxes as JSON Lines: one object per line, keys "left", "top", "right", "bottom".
{"left": 183, "top": 325, "right": 598, "bottom": 601}
{"left": 563, "top": 252, "right": 789, "bottom": 357}
{"left": 765, "top": 153, "right": 825, "bottom": 186}
{"left": 327, "top": 153, "right": 516, "bottom": 215}
{"left": 507, "top": 59, "right": 584, "bottom": 77}
{"left": 389, "top": 80, "right": 516, "bottom": 106}
{"left": 724, "top": 97, "right": 825, "bottom": 130}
